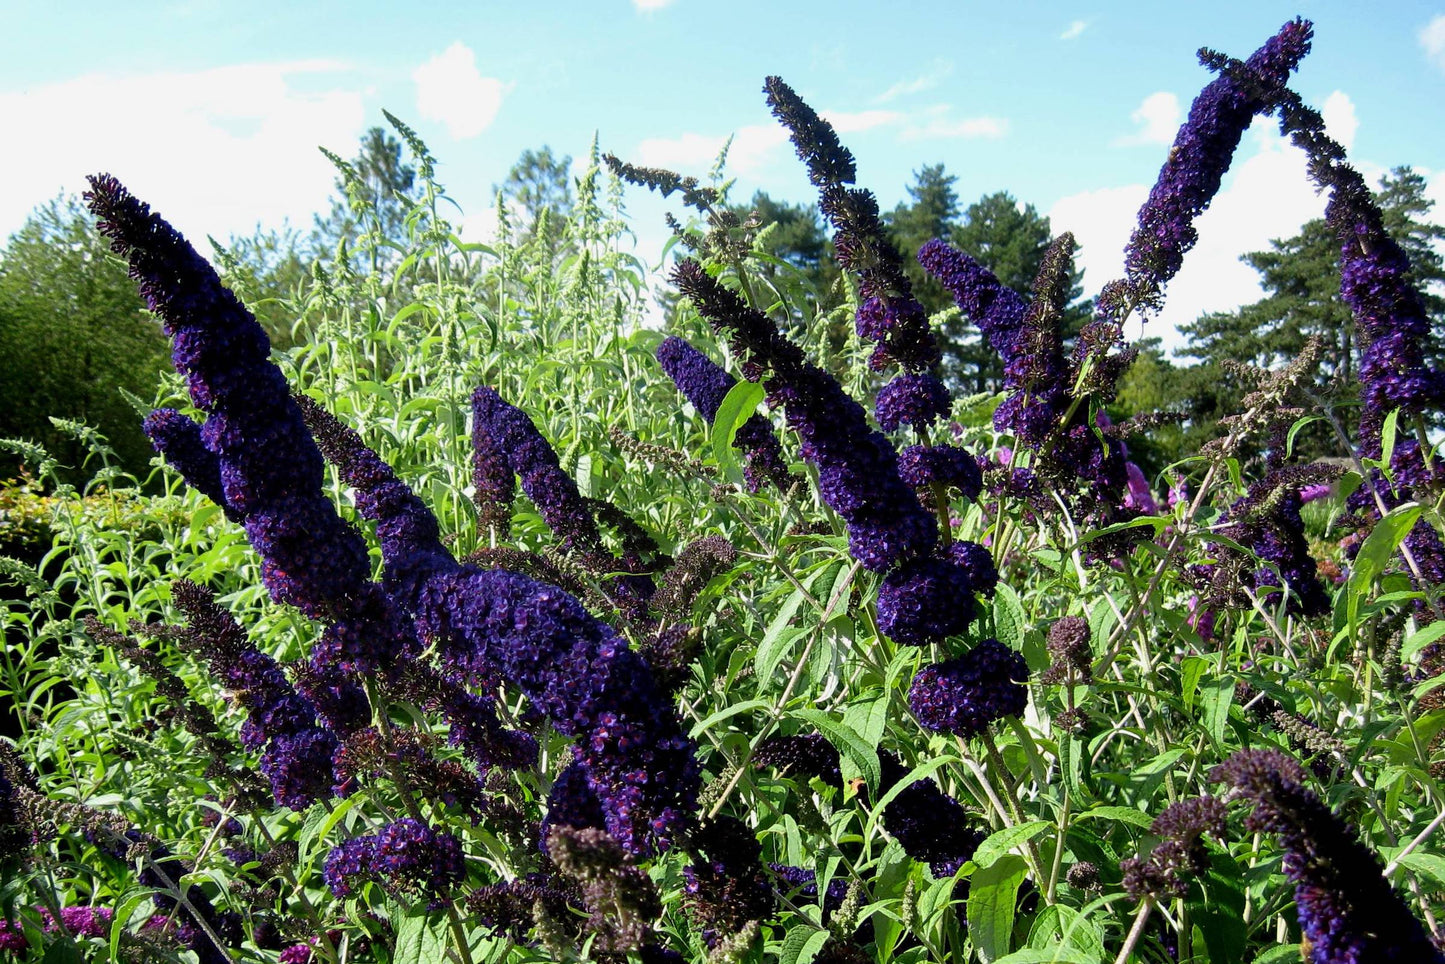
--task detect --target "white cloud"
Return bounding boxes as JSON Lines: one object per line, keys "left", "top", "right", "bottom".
{"left": 1051, "top": 118, "right": 1330, "bottom": 354}
{"left": 634, "top": 123, "right": 789, "bottom": 176}
{"left": 873, "top": 59, "right": 953, "bottom": 103}
{"left": 901, "top": 110, "right": 1007, "bottom": 140}
{"left": 1321, "top": 90, "right": 1358, "bottom": 152}
{"left": 0, "top": 61, "right": 365, "bottom": 245}
{"left": 1421, "top": 14, "right": 1445, "bottom": 70}
{"left": 1115, "top": 91, "right": 1180, "bottom": 146}
{"left": 413, "top": 42, "right": 510, "bottom": 140}
{"left": 633, "top": 0, "right": 674, "bottom": 10}
{"left": 1060, "top": 20, "right": 1089, "bottom": 41}
{"left": 822, "top": 109, "right": 902, "bottom": 133}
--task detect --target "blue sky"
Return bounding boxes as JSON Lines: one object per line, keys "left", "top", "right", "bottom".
{"left": 4, "top": 1, "right": 1445, "bottom": 351}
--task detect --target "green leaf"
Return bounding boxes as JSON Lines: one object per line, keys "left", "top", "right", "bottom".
{"left": 1072, "top": 806, "right": 1154, "bottom": 829}
{"left": 1397, "top": 851, "right": 1445, "bottom": 889}
{"left": 1180, "top": 656, "right": 1206, "bottom": 708}
{"left": 710, "top": 380, "right": 766, "bottom": 481}
{"left": 41, "top": 941, "right": 83, "bottom": 964}
{"left": 1402, "top": 620, "right": 1445, "bottom": 662}
{"left": 779, "top": 926, "right": 831, "bottom": 964}
{"left": 393, "top": 910, "right": 451, "bottom": 964}
{"left": 110, "top": 889, "right": 159, "bottom": 963}
{"left": 994, "top": 952, "right": 1094, "bottom": 964}
{"left": 967, "top": 853, "right": 1028, "bottom": 962}
{"left": 755, "top": 587, "right": 808, "bottom": 682}
{"left": 993, "top": 584, "right": 1027, "bottom": 649}
{"left": 1252, "top": 946, "right": 1303, "bottom": 964}
{"left": 972, "top": 821, "right": 1052, "bottom": 870}
{"left": 792, "top": 709, "right": 881, "bottom": 799}
{"left": 1351, "top": 502, "right": 1423, "bottom": 595}
{"left": 1379, "top": 408, "right": 1401, "bottom": 473}
{"left": 691, "top": 699, "right": 768, "bottom": 738}
{"left": 1199, "top": 677, "right": 1235, "bottom": 745}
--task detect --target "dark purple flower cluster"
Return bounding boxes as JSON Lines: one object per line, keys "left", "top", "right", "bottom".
{"left": 469, "top": 387, "right": 660, "bottom": 615}
{"left": 170, "top": 580, "right": 338, "bottom": 810}
{"left": 413, "top": 566, "right": 699, "bottom": 852}
{"left": 655, "top": 336, "right": 793, "bottom": 492}
{"left": 754, "top": 733, "right": 844, "bottom": 787}
{"left": 87, "top": 177, "right": 417, "bottom": 679}
{"left": 1120, "top": 796, "right": 1228, "bottom": 900}
{"left": 683, "top": 816, "right": 774, "bottom": 943}
{"left": 765, "top": 77, "right": 944, "bottom": 440}
{"left": 874, "top": 374, "right": 952, "bottom": 433}
{"left": 1269, "top": 89, "right": 1445, "bottom": 592}
{"left": 1216, "top": 474, "right": 1331, "bottom": 618}
{"left": 673, "top": 259, "right": 937, "bottom": 575}
{"left": 876, "top": 558, "right": 976, "bottom": 647}
{"left": 1212, "top": 749, "right": 1444, "bottom": 963}
{"left": 471, "top": 394, "right": 516, "bottom": 529}
{"left": 540, "top": 760, "right": 608, "bottom": 849}
{"left": 897, "top": 444, "right": 983, "bottom": 500}
{"left": 920, "top": 236, "right": 1135, "bottom": 529}
{"left": 1040, "top": 616, "right": 1093, "bottom": 685}
{"left": 878, "top": 753, "right": 985, "bottom": 878}
{"left": 471, "top": 386, "right": 605, "bottom": 560}
{"left": 917, "top": 239, "right": 1028, "bottom": 365}
{"left": 949, "top": 540, "right": 999, "bottom": 597}
{"left": 1124, "top": 19, "right": 1312, "bottom": 302}
{"left": 908, "top": 639, "right": 1029, "bottom": 737}
{"left": 306, "top": 405, "right": 699, "bottom": 854}
{"left": 143, "top": 408, "right": 237, "bottom": 521}
{"left": 323, "top": 818, "right": 465, "bottom": 903}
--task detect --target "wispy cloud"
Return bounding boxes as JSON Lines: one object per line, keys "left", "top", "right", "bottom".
{"left": 1060, "top": 19, "right": 1089, "bottom": 41}
{"left": 0, "top": 61, "right": 365, "bottom": 244}
{"left": 873, "top": 59, "right": 953, "bottom": 103}
{"left": 824, "top": 109, "right": 902, "bottom": 133}
{"left": 1114, "top": 91, "right": 1180, "bottom": 146}
{"left": 633, "top": 0, "right": 675, "bottom": 11}
{"left": 635, "top": 124, "right": 789, "bottom": 176}
{"left": 413, "top": 42, "right": 510, "bottom": 140}
{"left": 901, "top": 106, "right": 1007, "bottom": 140}
{"left": 1421, "top": 14, "right": 1445, "bottom": 70}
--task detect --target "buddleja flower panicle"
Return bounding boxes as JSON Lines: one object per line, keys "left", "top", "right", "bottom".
{"left": 1212, "top": 749, "right": 1444, "bottom": 963}
{"left": 673, "top": 258, "right": 937, "bottom": 573}
{"left": 1124, "top": 18, "right": 1313, "bottom": 303}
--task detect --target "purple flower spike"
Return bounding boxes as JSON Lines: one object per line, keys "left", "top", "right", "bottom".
{"left": 170, "top": 579, "right": 339, "bottom": 809}
{"left": 324, "top": 818, "right": 465, "bottom": 903}
{"left": 897, "top": 444, "right": 983, "bottom": 500}
{"left": 875, "top": 374, "right": 952, "bottom": 432}
{"left": 655, "top": 336, "right": 794, "bottom": 492}
{"left": 908, "top": 639, "right": 1029, "bottom": 736}
{"left": 673, "top": 259, "right": 937, "bottom": 572}
{"left": 918, "top": 240, "right": 1029, "bottom": 363}
{"left": 304, "top": 400, "right": 698, "bottom": 855}
{"left": 144, "top": 408, "right": 237, "bottom": 520}
{"left": 1125, "top": 19, "right": 1312, "bottom": 302}
{"left": 472, "top": 387, "right": 603, "bottom": 560}
{"left": 1212, "top": 749, "right": 1444, "bottom": 964}
{"left": 85, "top": 174, "right": 377, "bottom": 624}
{"left": 876, "top": 557, "right": 976, "bottom": 646}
